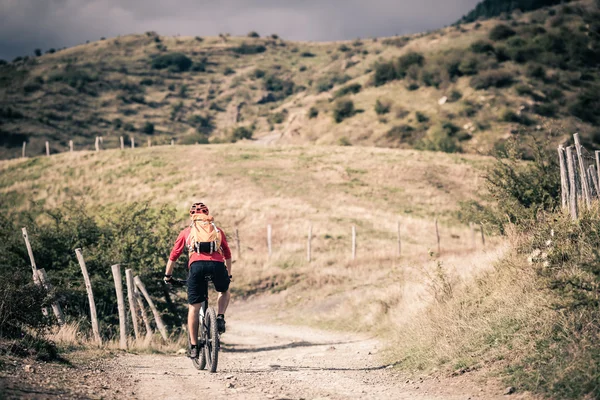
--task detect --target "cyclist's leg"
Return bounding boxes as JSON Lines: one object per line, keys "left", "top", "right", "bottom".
{"left": 217, "top": 292, "right": 230, "bottom": 315}
{"left": 187, "top": 262, "right": 208, "bottom": 345}
{"left": 188, "top": 303, "right": 202, "bottom": 345}
{"left": 211, "top": 261, "right": 231, "bottom": 315}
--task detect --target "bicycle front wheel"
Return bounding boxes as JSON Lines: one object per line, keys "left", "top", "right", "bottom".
{"left": 204, "top": 307, "right": 219, "bottom": 373}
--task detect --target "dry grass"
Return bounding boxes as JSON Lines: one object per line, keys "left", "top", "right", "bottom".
{"left": 47, "top": 321, "right": 188, "bottom": 354}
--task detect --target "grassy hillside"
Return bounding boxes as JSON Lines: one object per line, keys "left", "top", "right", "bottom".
{"left": 1, "top": 0, "right": 599, "bottom": 159}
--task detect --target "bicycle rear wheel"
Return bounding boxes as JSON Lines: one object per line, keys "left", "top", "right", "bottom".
{"left": 204, "top": 306, "right": 219, "bottom": 373}
{"left": 189, "top": 307, "right": 206, "bottom": 370}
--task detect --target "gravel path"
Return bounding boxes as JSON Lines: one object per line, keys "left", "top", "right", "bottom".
{"left": 117, "top": 320, "right": 521, "bottom": 400}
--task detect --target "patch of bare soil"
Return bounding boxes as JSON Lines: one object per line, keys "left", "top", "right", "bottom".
{"left": 0, "top": 349, "right": 130, "bottom": 399}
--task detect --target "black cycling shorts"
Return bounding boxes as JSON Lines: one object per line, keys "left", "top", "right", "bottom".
{"left": 187, "top": 261, "right": 230, "bottom": 305}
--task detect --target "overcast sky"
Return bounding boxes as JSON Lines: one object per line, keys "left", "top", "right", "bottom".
{"left": 0, "top": 0, "right": 481, "bottom": 60}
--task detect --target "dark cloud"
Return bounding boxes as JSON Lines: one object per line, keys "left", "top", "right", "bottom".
{"left": 0, "top": 0, "right": 480, "bottom": 60}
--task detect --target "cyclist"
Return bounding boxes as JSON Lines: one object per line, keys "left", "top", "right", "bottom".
{"left": 163, "top": 202, "right": 232, "bottom": 359}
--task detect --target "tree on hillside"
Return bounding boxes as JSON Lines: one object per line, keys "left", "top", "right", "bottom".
{"left": 460, "top": 0, "right": 572, "bottom": 23}
{"left": 34, "top": 49, "right": 42, "bottom": 57}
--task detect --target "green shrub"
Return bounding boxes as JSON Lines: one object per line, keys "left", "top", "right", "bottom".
{"left": 151, "top": 53, "right": 192, "bottom": 72}
{"left": 189, "top": 113, "right": 214, "bottom": 134}
{"left": 569, "top": 88, "right": 600, "bottom": 124}
{"left": 247, "top": 31, "right": 260, "bottom": 38}
{"left": 374, "top": 99, "right": 391, "bottom": 115}
{"left": 315, "top": 73, "right": 351, "bottom": 93}
{"left": 470, "top": 69, "right": 514, "bottom": 89}
{"left": 494, "top": 45, "right": 511, "bottom": 62}
{"left": 252, "top": 69, "right": 266, "bottom": 79}
{"left": 533, "top": 103, "right": 558, "bottom": 117}
{"left": 501, "top": 109, "right": 535, "bottom": 125}
{"left": 387, "top": 124, "right": 415, "bottom": 141}
{"left": 332, "top": 99, "right": 355, "bottom": 123}
{"left": 470, "top": 40, "right": 495, "bottom": 53}
{"left": 458, "top": 56, "right": 479, "bottom": 75}
{"left": 142, "top": 121, "right": 155, "bottom": 134}
{"left": 416, "top": 111, "right": 429, "bottom": 123}
{"left": 334, "top": 83, "right": 361, "bottom": 98}
{"left": 373, "top": 61, "right": 397, "bottom": 86}
{"left": 308, "top": 107, "right": 319, "bottom": 118}
{"left": 396, "top": 52, "right": 425, "bottom": 78}
{"left": 448, "top": 89, "right": 463, "bottom": 102}
{"left": 47, "top": 67, "right": 97, "bottom": 90}
{"left": 462, "top": 138, "right": 559, "bottom": 232}
{"left": 223, "top": 67, "right": 235, "bottom": 76}
{"left": 338, "top": 137, "right": 352, "bottom": 146}
{"left": 263, "top": 74, "right": 295, "bottom": 96}
{"left": 338, "top": 44, "right": 351, "bottom": 52}
{"left": 233, "top": 43, "right": 267, "bottom": 55}
{"left": 416, "top": 123, "right": 462, "bottom": 153}
{"left": 300, "top": 51, "right": 316, "bottom": 58}
{"left": 269, "top": 110, "right": 288, "bottom": 124}
{"left": 489, "top": 24, "right": 517, "bottom": 41}
{"left": 231, "top": 126, "right": 253, "bottom": 141}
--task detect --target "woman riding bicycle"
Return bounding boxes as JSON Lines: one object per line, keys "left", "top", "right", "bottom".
{"left": 163, "top": 202, "right": 232, "bottom": 359}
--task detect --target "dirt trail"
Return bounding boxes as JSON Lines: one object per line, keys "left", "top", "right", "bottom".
{"left": 117, "top": 316, "right": 521, "bottom": 400}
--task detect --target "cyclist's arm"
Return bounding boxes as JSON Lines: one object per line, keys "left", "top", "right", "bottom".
{"left": 165, "top": 230, "right": 186, "bottom": 278}
{"left": 225, "top": 258, "right": 232, "bottom": 277}
{"left": 220, "top": 229, "right": 233, "bottom": 278}
{"left": 165, "top": 259, "right": 176, "bottom": 277}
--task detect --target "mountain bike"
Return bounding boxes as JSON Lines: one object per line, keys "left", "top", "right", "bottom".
{"left": 170, "top": 277, "right": 220, "bottom": 373}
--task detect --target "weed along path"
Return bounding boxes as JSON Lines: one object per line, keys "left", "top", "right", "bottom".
{"left": 116, "top": 314, "right": 519, "bottom": 400}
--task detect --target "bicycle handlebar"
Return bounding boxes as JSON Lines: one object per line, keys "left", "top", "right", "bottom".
{"left": 168, "top": 278, "right": 187, "bottom": 287}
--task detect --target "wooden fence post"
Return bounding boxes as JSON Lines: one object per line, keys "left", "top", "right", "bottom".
{"left": 171, "top": 139, "right": 174, "bottom": 146}
{"left": 22, "top": 141, "right": 26, "bottom": 158}
{"left": 120, "top": 136, "right": 124, "bottom": 150}
{"left": 397, "top": 220, "right": 401, "bottom": 256}
{"left": 111, "top": 264, "right": 127, "bottom": 350}
{"left": 95, "top": 137, "right": 100, "bottom": 152}
{"left": 235, "top": 228, "right": 241, "bottom": 260}
{"left": 566, "top": 146, "right": 579, "bottom": 220}
{"left": 45, "top": 141, "right": 50, "bottom": 157}
{"left": 69, "top": 140, "right": 73, "bottom": 152}
{"left": 75, "top": 248, "right": 102, "bottom": 345}
{"left": 125, "top": 269, "right": 140, "bottom": 340}
{"left": 469, "top": 222, "right": 476, "bottom": 249}
{"left": 267, "top": 224, "right": 272, "bottom": 259}
{"left": 134, "top": 276, "right": 168, "bottom": 340}
{"left": 351, "top": 225, "right": 356, "bottom": 260}
{"left": 558, "top": 146, "right": 569, "bottom": 209}
{"left": 147, "top": 138, "right": 151, "bottom": 147}
{"left": 590, "top": 165, "right": 599, "bottom": 199}
{"left": 307, "top": 224, "right": 312, "bottom": 262}
{"left": 573, "top": 133, "right": 591, "bottom": 208}
{"left": 134, "top": 286, "right": 153, "bottom": 337}
{"left": 21, "top": 228, "right": 48, "bottom": 317}
{"left": 37, "top": 269, "right": 65, "bottom": 325}
{"left": 596, "top": 151, "right": 600, "bottom": 199}
{"left": 435, "top": 218, "right": 441, "bottom": 254}
{"left": 480, "top": 223, "right": 486, "bottom": 247}
{"left": 131, "top": 136, "right": 135, "bottom": 149}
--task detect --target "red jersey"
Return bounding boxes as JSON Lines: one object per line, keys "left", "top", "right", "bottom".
{"left": 169, "top": 226, "right": 232, "bottom": 266}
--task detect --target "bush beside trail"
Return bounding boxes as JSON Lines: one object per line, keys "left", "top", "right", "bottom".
{"left": 0, "top": 200, "right": 188, "bottom": 348}
{"left": 393, "top": 137, "right": 598, "bottom": 399}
